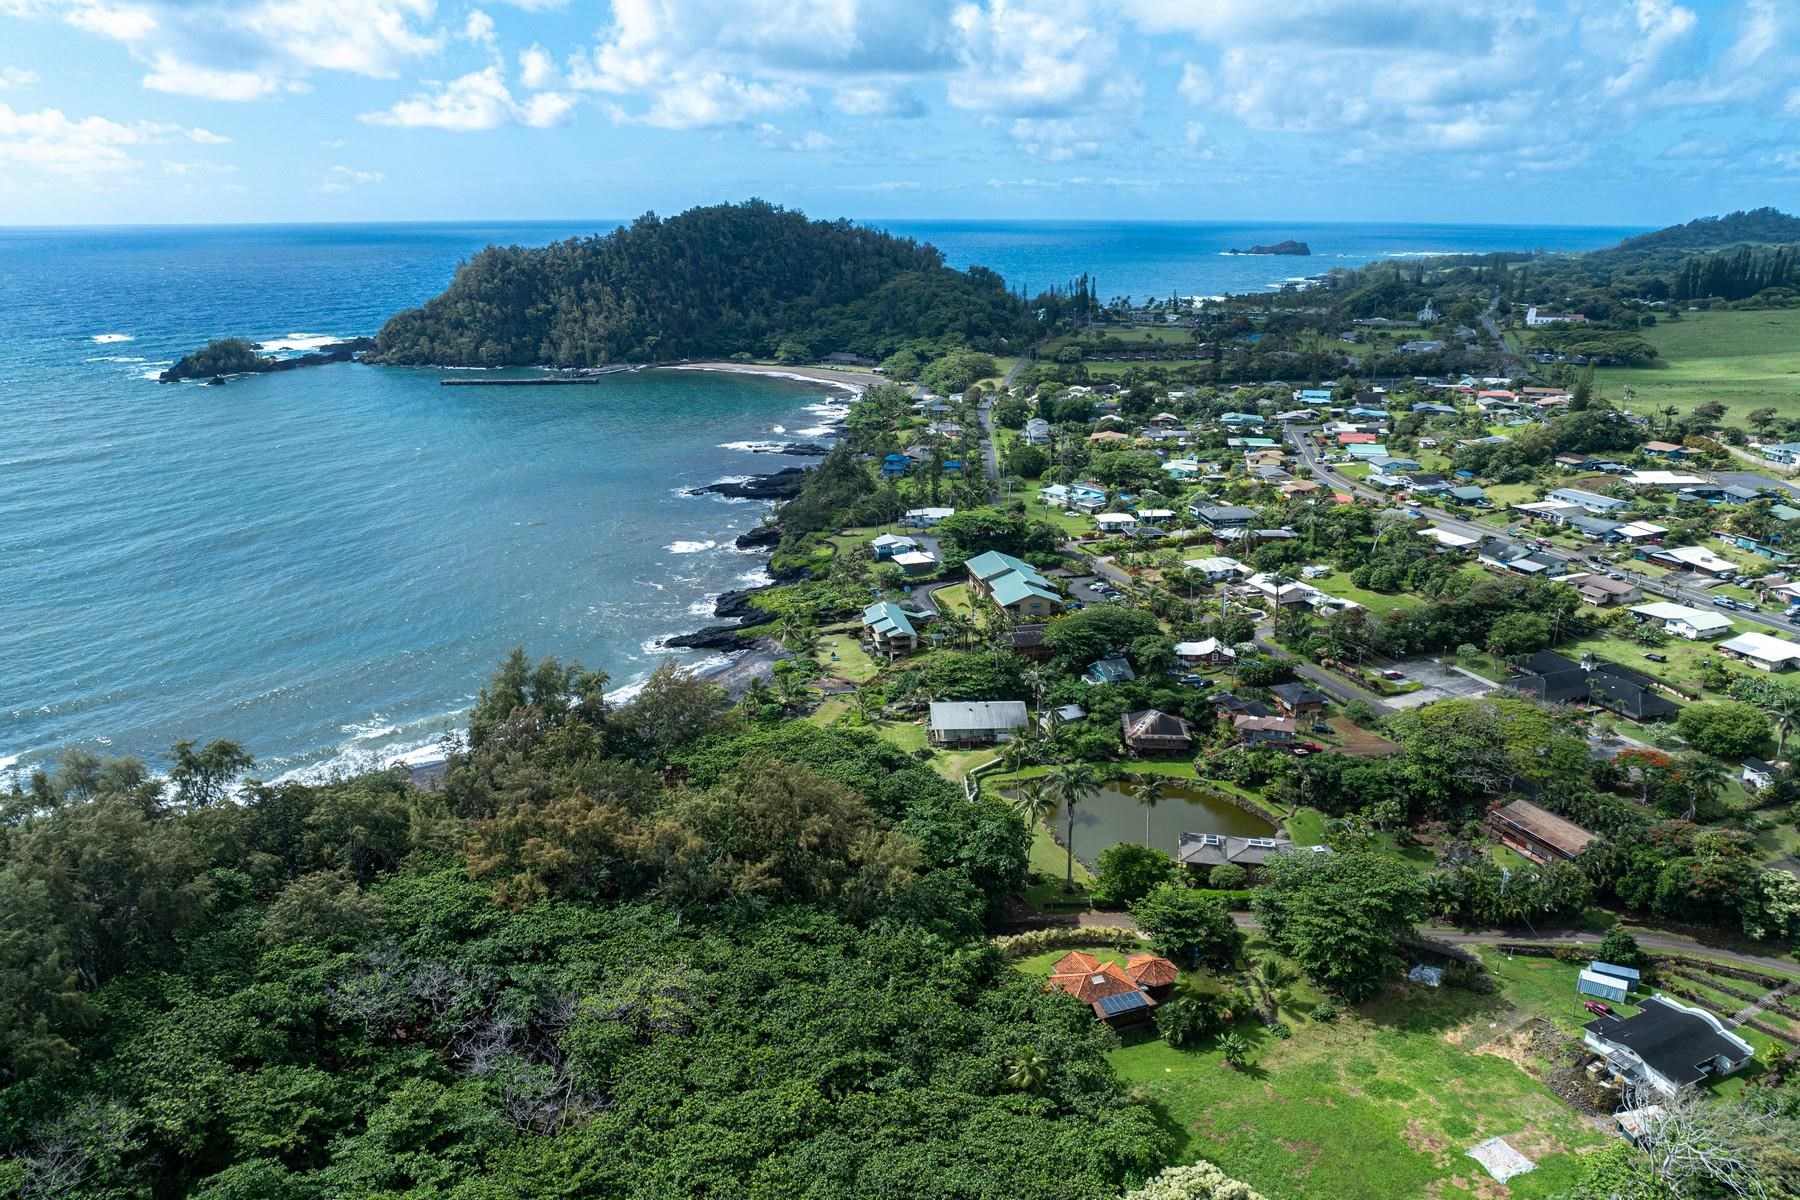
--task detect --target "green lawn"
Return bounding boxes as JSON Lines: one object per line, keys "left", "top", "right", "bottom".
{"left": 1482, "top": 482, "right": 1538, "bottom": 508}
{"left": 814, "top": 632, "right": 879, "bottom": 682}
{"left": 1593, "top": 308, "right": 1800, "bottom": 423}
{"left": 1560, "top": 624, "right": 1753, "bottom": 701}
{"left": 1022, "top": 493, "right": 1093, "bottom": 537}
{"left": 1307, "top": 570, "right": 1423, "bottom": 615}
{"left": 932, "top": 582, "right": 975, "bottom": 614}
{"left": 1284, "top": 807, "right": 1328, "bottom": 846}
{"left": 1107, "top": 964, "right": 1607, "bottom": 1200}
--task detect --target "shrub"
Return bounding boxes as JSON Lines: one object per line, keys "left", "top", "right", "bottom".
{"left": 988, "top": 926, "right": 1141, "bottom": 959}
{"left": 1597, "top": 927, "right": 1642, "bottom": 967}
{"left": 1090, "top": 842, "right": 1178, "bottom": 908}
{"left": 1266, "top": 1020, "right": 1292, "bottom": 1039}
{"left": 1308, "top": 1001, "right": 1339, "bottom": 1023}
{"left": 1216, "top": 1032, "right": 1250, "bottom": 1069}
{"left": 1207, "top": 864, "right": 1248, "bottom": 890}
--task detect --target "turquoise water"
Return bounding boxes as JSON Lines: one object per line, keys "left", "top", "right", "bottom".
{"left": 0, "top": 219, "right": 1639, "bottom": 781}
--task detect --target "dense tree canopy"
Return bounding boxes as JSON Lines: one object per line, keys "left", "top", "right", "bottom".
{"left": 373, "top": 201, "right": 1045, "bottom": 367}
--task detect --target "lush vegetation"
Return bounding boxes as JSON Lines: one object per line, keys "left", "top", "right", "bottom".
{"left": 0, "top": 653, "right": 1182, "bottom": 1199}
{"left": 159, "top": 337, "right": 267, "bottom": 381}
{"left": 372, "top": 201, "right": 1070, "bottom": 367}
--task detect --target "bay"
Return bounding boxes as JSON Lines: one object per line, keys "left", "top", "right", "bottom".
{"left": 0, "top": 217, "right": 1639, "bottom": 781}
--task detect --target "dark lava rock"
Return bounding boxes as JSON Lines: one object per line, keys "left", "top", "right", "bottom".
{"left": 1229, "top": 240, "right": 1311, "bottom": 256}
{"left": 735, "top": 524, "right": 783, "bottom": 549}
{"left": 663, "top": 625, "right": 761, "bottom": 651}
{"left": 688, "top": 467, "right": 809, "bottom": 500}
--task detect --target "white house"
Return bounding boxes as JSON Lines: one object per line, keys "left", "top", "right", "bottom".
{"left": 1758, "top": 441, "right": 1800, "bottom": 466}
{"left": 1525, "top": 306, "right": 1589, "bottom": 327}
{"left": 1629, "top": 601, "right": 1732, "bottom": 640}
{"left": 1094, "top": 512, "right": 1137, "bottom": 534}
{"left": 1627, "top": 471, "right": 1710, "bottom": 489}
{"left": 903, "top": 507, "right": 955, "bottom": 528}
{"left": 1182, "top": 555, "right": 1247, "bottom": 582}
{"left": 927, "top": 701, "right": 1030, "bottom": 745}
{"left": 1718, "top": 630, "right": 1800, "bottom": 671}
{"left": 1650, "top": 544, "right": 1738, "bottom": 577}
{"left": 1174, "top": 638, "right": 1236, "bottom": 667}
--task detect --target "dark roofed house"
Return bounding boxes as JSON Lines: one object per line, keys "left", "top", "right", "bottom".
{"left": 1503, "top": 652, "right": 1680, "bottom": 722}
{"left": 1121, "top": 709, "right": 1194, "bottom": 754}
{"left": 1232, "top": 714, "right": 1296, "bottom": 745}
{"left": 1269, "top": 681, "right": 1328, "bottom": 717}
{"left": 1583, "top": 996, "right": 1754, "bottom": 1096}
{"left": 1177, "top": 832, "right": 1330, "bottom": 880}
{"left": 1003, "top": 623, "right": 1052, "bottom": 661}
{"left": 1486, "top": 798, "right": 1596, "bottom": 863}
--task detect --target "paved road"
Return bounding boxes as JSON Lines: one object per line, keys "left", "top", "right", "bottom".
{"left": 1078, "top": 911, "right": 1796, "bottom": 974}
{"left": 1251, "top": 629, "right": 1395, "bottom": 715}
{"left": 1477, "top": 291, "right": 1534, "bottom": 381}
{"left": 976, "top": 397, "right": 1000, "bottom": 488}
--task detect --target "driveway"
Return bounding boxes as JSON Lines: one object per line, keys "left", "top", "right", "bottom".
{"left": 1378, "top": 657, "right": 1498, "bottom": 709}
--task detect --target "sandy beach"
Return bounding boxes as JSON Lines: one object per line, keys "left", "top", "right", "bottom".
{"left": 668, "top": 361, "right": 885, "bottom": 390}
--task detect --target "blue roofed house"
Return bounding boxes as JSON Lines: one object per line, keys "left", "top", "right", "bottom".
{"left": 964, "top": 550, "right": 1063, "bottom": 618}
{"left": 880, "top": 453, "right": 911, "bottom": 478}
{"left": 1368, "top": 456, "right": 1422, "bottom": 481}
{"left": 862, "top": 601, "right": 921, "bottom": 658}
{"left": 1220, "top": 412, "right": 1265, "bottom": 427}
{"left": 1084, "top": 656, "right": 1136, "bottom": 685}
{"left": 1448, "top": 484, "right": 1488, "bottom": 505}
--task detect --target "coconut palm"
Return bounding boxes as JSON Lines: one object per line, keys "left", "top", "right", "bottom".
{"left": 1005, "top": 1049, "right": 1050, "bottom": 1092}
{"left": 1132, "top": 771, "right": 1169, "bottom": 844}
{"left": 1048, "top": 761, "right": 1100, "bottom": 892}
{"left": 1766, "top": 692, "right": 1800, "bottom": 759}
{"left": 1679, "top": 753, "right": 1729, "bottom": 822}
{"left": 776, "top": 611, "right": 816, "bottom": 654}
{"left": 1011, "top": 779, "right": 1055, "bottom": 831}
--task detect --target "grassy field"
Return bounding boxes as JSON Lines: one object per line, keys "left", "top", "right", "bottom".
{"left": 1309, "top": 570, "right": 1424, "bottom": 615}
{"left": 814, "top": 632, "right": 879, "bottom": 682}
{"left": 1593, "top": 308, "right": 1800, "bottom": 423}
{"left": 1087, "top": 953, "right": 1608, "bottom": 1200}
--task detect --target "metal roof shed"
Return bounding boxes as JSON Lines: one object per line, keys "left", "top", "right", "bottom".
{"left": 1579, "top": 969, "right": 1630, "bottom": 1004}
{"left": 1590, "top": 961, "right": 1642, "bottom": 985}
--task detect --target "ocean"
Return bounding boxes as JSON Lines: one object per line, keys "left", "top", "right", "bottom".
{"left": 0, "top": 218, "right": 1642, "bottom": 783}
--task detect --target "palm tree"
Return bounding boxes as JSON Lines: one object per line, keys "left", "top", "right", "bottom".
{"left": 1005, "top": 1049, "right": 1050, "bottom": 1092}
{"left": 1132, "top": 772, "right": 1168, "bottom": 844}
{"left": 1011, "top": 779, "right": 1055, "bottom": 832}
{"left": 1679, "top": 753, "right": 1729, "bottom": 821}
{"left": 776, "top": 611, "right": 816, "bottom": 654}
{"left": 1048, "top": 762, "right": 1100, "bottom": 892}
{"left": 1767, "top": 693, "right": 1800, "bottom": 759}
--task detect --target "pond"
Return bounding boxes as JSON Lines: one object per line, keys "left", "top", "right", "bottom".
{"left": 1014, "top": 776, "right": 1277, "bottom": 865}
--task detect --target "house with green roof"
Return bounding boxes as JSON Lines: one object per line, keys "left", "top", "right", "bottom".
{"left": 862, "top": 601, "right": 921, "bottom": 657}
{"left": 964, "top": 550, "right": 1063, "bottom": 618}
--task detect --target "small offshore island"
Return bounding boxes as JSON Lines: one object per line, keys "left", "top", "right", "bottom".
{"left": 1225, "top": 239, "right": 1311, "bottom": 256}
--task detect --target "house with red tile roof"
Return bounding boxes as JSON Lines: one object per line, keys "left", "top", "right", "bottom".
{"left": 1047, "top": 950, "right": 1179, "bottom": 1026}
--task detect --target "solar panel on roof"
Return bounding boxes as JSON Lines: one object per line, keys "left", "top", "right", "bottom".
{"left": 1096, "top": 991, "right": 1151, "bottom": 1016}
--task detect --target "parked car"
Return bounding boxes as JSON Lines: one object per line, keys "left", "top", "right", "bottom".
{"left": 1607, "top": 571, "right": 1626, "bottom": 581}
{"left": 1293, "top": 742, "right": 1324, "bottom": 753}
{"left": 1311, "top": 722, "right": 1333, "bottom": 734}
{"left": 1644, "top": 652, "right": 1668, "bottom": 663}
{"left": 1583, "top": 1000, "right": 1616, "bottom": 1017}
{"left": 1379, "top": 669, "right": 1406, "bottom": 680}
{"left": 1713, "top": 596, "right": 1736, "bottom": 608}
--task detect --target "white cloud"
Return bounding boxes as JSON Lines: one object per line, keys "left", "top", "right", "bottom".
{"left": 604, "top": 73, "right": 804, "bottom": 130}
{"left": 63, "top": 2, "right": 159, "bottom": 41}
{"left": 836, "top": 178, "right": 922, "bottom": 191}
{"left": 1007, "top": 116, "right": 1102, "bottom": 162}
{"left": 947, "top": 0, "right": 1137, "bottom": 119}
{"left": 317, "top": 162, "right": 385, "bottom": 191}
{"left": 22, "top": 0, "right": 442, "bottom": 100}
{"left": 462, "top": 10, "right": 496, "bottom": 47}
{"left": 185, "top": 127, "right": 231, "bottom": 144}
{"left": 754, "top": 122, "right": 837, "bottom": 152}
{"left": 142, "top": 53, "right": 283, "bottom": 101}
{"left": 517, "top": 44, "right": 557, "bottom": 90}
{"left": 361, "top": 65, "right": 576, "bottom": 131}
{"left": 162, "top": 158, "right": 236, "bottom": 175}
{"left": 833, "top": 84, "right": 924, "bottom": 118}
{"left": 1659, "top": 132, "right": 1729, "bottom": 160}
{"left": 0, "top": 66, "right": 41, "bottom": 90}
{"left": 0, "top": 100, "right": 213, "bottom": 180}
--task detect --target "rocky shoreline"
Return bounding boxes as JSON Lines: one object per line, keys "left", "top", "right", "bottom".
{"left": 686, "top": 466, "right": 811, "bottom": 500}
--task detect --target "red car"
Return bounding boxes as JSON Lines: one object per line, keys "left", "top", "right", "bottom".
{"left": 1583, "top": 1000, "right": 1615, "bottom": 1017}
{"left": 1379, "top": 669, "right": 1405, "bottom": 680}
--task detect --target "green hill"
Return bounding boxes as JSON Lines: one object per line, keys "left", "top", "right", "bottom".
{"left": 1607, "top": 207, "right": 1800, "bottom": 255}
{"left": 371, "top": 200, "right": 1044, "bottom": 367}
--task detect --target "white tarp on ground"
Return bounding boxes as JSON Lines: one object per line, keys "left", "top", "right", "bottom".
{"left": 1466, "top": 1137, "right": 1535, "bottom": 1182}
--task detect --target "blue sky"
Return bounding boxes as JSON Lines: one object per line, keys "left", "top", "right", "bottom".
{"left": 0, "top": 0, "right": 1796, "bottom": 226}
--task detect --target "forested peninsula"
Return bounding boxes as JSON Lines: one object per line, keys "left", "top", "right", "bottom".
{"left": 369, "top": 201, "right": 1065, "bottom": 367}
